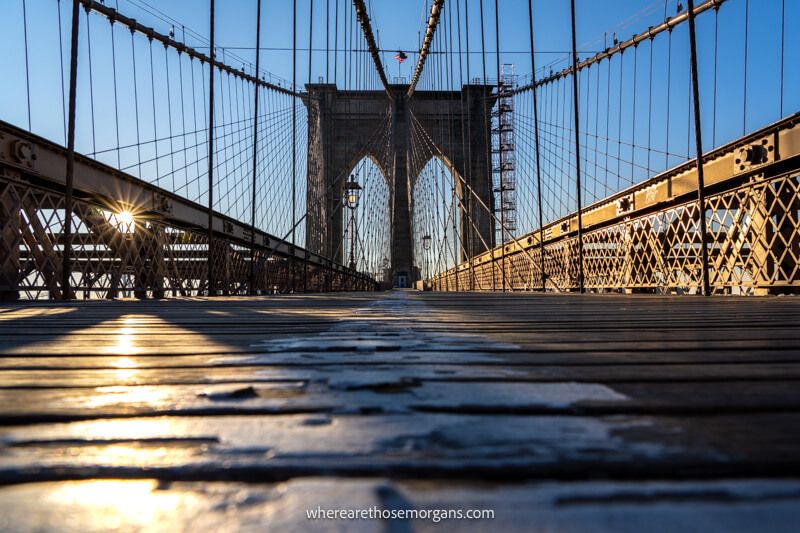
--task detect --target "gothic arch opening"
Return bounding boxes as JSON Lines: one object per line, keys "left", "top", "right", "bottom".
{"left": 412, "top": 156, "right": 463, "bottom": 280}
{"left": 340, "top": 156, "right": 392, "bottom": 284}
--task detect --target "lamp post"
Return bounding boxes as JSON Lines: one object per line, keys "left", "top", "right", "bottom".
{"left": 343, "top": 175, "right": 362, "bottom": 271}
{"left": 422, "top": 234, "right": 431, "bottom": 281}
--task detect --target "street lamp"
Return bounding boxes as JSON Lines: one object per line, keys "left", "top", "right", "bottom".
{"left": 382, "top": 256, "right": 390, "bottom": 284}
{"left": 343, "top": 174, "right": 362, "bottom": 210}
{"left": 422, "top": 234, "right": 432, "bottom": 250}
{"left": 343, "top": 174, "right": 362, "bottom": 272}
{"left": 421, "top": 234, "right": 432, "bottom": 283}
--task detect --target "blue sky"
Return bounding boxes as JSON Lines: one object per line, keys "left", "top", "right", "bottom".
{"left": 3, "top": 0, "right": 795, "bottom": 146}
{"left": 63, "top": 0, "right": 725, "bottom": 87}
{"left": 0, "top": 0, "right": 797, "bottom": 265}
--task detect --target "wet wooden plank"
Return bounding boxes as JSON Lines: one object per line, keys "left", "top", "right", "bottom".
{"left": 0, "top": 478, "right": 798, "bottom": 532}
{"left": 2, "top": 380, "right": 800, "bottom": 423}
{"left": 2, "top": 412, "right": 800, "bottom": 481}
{"left": 3, "top": 361, "right": 800, "bottom": 388}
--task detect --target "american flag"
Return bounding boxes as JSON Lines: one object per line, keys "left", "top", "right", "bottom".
{"left": 394, "top": 50, "right": 408, "bottom": 63}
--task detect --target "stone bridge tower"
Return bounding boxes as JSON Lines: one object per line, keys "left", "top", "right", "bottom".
{"left": 304, "top": 83, "right": 495, "bottom": 287}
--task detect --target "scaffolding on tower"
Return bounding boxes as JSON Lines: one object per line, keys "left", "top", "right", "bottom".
{"left": 492, "top": 64, "right": 517, "bottom": 245}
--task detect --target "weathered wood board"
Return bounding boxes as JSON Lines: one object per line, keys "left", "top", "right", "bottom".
{"left": 1, "top": 291, "right": 799, "bottom": 531}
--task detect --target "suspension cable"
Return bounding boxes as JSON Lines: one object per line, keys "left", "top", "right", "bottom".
{"left": 408, "top": 0, "right": 445, "bottom": 97}
{"left": 352, "top": 0, "right": 391, "bottom": 97}
{"left": 511, "top": 0, "right": 726, "bottom": 96}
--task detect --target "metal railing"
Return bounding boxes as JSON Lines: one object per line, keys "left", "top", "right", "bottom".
{"left": 0, "top": 121, "right": 376, "bottom": 300}
{"left": 430, "top": 115, "right": 800, "bottom": 295}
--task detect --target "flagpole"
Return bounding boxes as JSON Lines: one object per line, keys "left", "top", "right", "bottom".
{"left": 393, "top": 50, "right": 408, "bottom": 82}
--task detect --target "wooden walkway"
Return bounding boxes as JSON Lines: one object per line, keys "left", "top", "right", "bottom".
{"left": 1, "top": 291, "right": 799, "bottom": 531}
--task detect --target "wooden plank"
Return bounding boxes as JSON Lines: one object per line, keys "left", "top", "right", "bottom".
{"left": 0, "top": 291, "right": 799, "bottom": 530}
{"left": 0, "top": 478, "right": 798, "bottom": 532}
{"left": 4, "top": 362, "right": 800, "bottom": 388}
{"left": 2, "top": 412, "right": 800, "bottom": 480}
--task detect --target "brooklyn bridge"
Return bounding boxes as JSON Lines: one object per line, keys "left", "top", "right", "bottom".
{"left": 0, "top": 0, "right": 799, "bottom": 530}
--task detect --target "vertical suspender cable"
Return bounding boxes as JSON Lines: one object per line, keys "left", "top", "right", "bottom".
{"left": 309, "top": 0, "right": 314, "bottom": 88}
{"left": 447, "top": 3, "right": 460, "bottom": 291}
{"left": 584, "top": 65, "right": 591, "bottom": 193}
{"left": 291, "top": 0, "right": 297, "bottom": 292}
{"left": 111, "top": 20, "right": 122, "bottom": 168}
{"left": 779, "top": 0, "right": 785, "bottom": 117}
{"left": 86, "top": 10, "right": 97, "bottom": 155}
{"left": 647, "top": 36, "right": 654, "bottom": 177}
{"left": 334, "top": 0, "right": 339, "bottom": 85}
{"left": 249, "top": 0, "right": 263, "bottom": 295}
{"left": 583, "top": 56, "right": 594, "bottom": 194}
{"left": 686, "top": 0, "right": 711, "bottom": 297}
{"left": 349, "top": 1, "right": 354, "bottom": 89}
{"left": 57, "top": 0, "right": 68, "bottom": 141}
{"left": 593, "top": 58, "right": 600, "bottom": 198}
{"left": 478, "top": 0, "right": 495, "bottom": 291}
{"left": 494, "top": 0, "right": 506, "bottom": 292}
{"left": 164, "top": 45, "right": 175, "bottom": 192}
{"left": 665, "top": 28, "right": 672, "bottom": 169}
{"left": 326, "top": 0, "right": 330, "bottom": 82}
{"left": 569, "top": 0, "right": 585, "bottom": 293}
{"left": 305, "top": 0, "right": 314, "bottom": 292}
{"left": 604, "top": 56, "right": 611, "bottom": 197}
{"left": 131, "top": 30, "right": 143, "bottom": 177}
{"left": 63, "top": 0, "right": 81, "bottom": 300}
{"left": 617, "top": 51, "right": 624, "bottom": 191}
{"left": 149, "top": 39, "right": 160, "bottom": 186}
{"left": 192, "top": 58, "right": 203, "bottom": 200}
{"left": 527, "top": 0, "right": 546, "bottom": 291}
{"left": 742, "top": 0, "right": 749, "bottom": 135}
{"left": 630, "top": 44, "right": 637, "bottom": 182}
{"left": 207, "top": 0, "right": 216, "bottom": 296}
{"left": 712, "top": 6, "right": 719, "bottom": 147}
{"left": 22, "top": 0, "right": 32, "bottom": 130}
{"left": 687, "top": 49, "right": 692, "bottom": 159}
{"left": 456, "top": 0, "right": 475, "bottom": 290}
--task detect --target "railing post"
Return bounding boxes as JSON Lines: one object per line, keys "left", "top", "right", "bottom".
{"left": 452, "top": 185, "right": 460, "bottom": 292}
{"left": 0, "top": 188, "right": 20, "bottom": 301}
{"left": 248, "top": 0, "right": 262, "bottom": 296}
{"left": 303, "top": 253, "right": 308, "bottom": 292}
{"left": 686, "top": 0, "right": 712, "bottom": 297}
{"left": 206, "top": 0, "right": 217, "bottom": 296}
{"left": 569, "top": 0, "right": 585, "bottom": 293}
{"left": 326, "top": 261, "right": 332, "bottom": 292}
{"left": 62, "top": 0, "right": 81, "bottom": 301}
